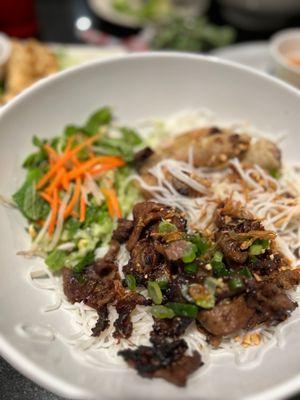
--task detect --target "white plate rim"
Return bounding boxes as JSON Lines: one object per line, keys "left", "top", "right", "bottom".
{"left": 0, "top": 51, "right": 300, "bottom": 400}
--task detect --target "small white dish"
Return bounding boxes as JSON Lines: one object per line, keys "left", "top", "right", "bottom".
{"left": 0, "top": 53, "right": 300, "bottom": 400}
{"left": 211, "top": 41, "right": 270, "bottom": 73}
{"left": 0, "top": 32, "right": 11, "bottom": 80}
{"left": 270, "top": 28, "right": 300, "bottom": 87}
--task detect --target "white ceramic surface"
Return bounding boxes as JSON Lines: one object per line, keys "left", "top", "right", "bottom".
{"left": 270, "top": 29, "right": 300, "bottom": 88}
{"left": 0, "top": 53, "right": 300, "bottom": 400}
{"left": 212, "top": 41, "right": 270, "bottom": 73}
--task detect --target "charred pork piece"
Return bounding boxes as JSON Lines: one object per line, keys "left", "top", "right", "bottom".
{"left": 243, "top": 138, "right": 281, "bottom": 172}
{"left": 92, "top": 240, "right": 120, "bottom": 278}
{"left": 126, "top": 202, "right": 186, "bottom": 251}
{"left": 123, "top": 239, "right": 171, "bottom": 284}
{"left": 150, "top": 317, "right": 193, "bottom": 342}
{"left": 197, "top": 296, "right": 254, "bottom": 337}
{"left": 247, "top": 281, "right": 297, "bottom": 325}
{"left": 91, "top": 305, "right": 109, "bottom": 336}
{"left": 248, "top": 250, "right": 283, "bottom": 275}
{"left": 62, "top": 241, "right": 120, "bottom": 309}
{"left": 113, "top": 292, "right": 150, "bottom": 339}
{"left": 217, "top": 233, "right": 248, "bottom": 264}
{"left": 118, "top": 339, "right": 202, "bottom": 387}
{"left": 112, "top": 218, "right": 134, "bottom": 243}
{"left": 62, "top": 267, "right": 117, "bottom": 310}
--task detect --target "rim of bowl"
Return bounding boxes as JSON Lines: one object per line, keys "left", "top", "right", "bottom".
{"left": 0, "top": 52, "right": 300, "bottom": 400}
{"left": 270, "top": 28, "right": 300, "bottom": 73}
{"left": 0, "top": 32, "right": 11, "bottom": 65}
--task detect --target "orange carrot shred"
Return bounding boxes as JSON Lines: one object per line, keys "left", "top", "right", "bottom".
{"left": 64, "top": 177, "right": 81, "bottom": 219}
{"left": 45, "top": 168, "right": 65, "bottom": 195}
{"left": 80, "top": 191, "right": 86, "bottom": 222}
{"left": 37, "top": 134, "right": 100, "bottom": 190}
{"left": 102, "top": 188, "right": 122, "bottom": 219}
{"left": 48, "top": 189, "right": 59, "bottom": 235}
{"left": 66, "top": 156, "right": 124, "bottom": 181}
{"left": 40, "top": 192, "right": 52, "bottom": 204}
{"left": 44, "top": 144, "right": 59, "bottom": 164}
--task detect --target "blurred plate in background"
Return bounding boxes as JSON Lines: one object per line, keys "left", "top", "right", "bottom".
{"left": 212, "top": 41, "right": 270, "bottom": 73}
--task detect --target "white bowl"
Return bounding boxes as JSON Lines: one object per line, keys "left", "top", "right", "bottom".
{"left": 0, "top": 32, "right": 11, "bottom": 80}
{"left": 270, "top": 29, "right": 300, "bottom": 87}
{"left": 0, "top": 53, "right": 300, "bottom": 400}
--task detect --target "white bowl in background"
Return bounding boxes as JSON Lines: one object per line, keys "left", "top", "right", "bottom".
{"left": 270, "top": 29, "right": 300, "bottom": 88}
{"left": 0, "top": 32, "right": 11, "bottom": 80}
{"left": 219, "top": 0, "right": 300, "bottom": 30}
{"left": 0, "top": 53, "right": 300, "bottom": 400}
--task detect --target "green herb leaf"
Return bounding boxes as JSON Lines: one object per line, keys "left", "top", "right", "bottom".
{"left": 64, "top": 125, "right": 81, "bottom": 137}
{"left": 151, "top": 305, "right": 175, "bottom": 319}
{"left": 13, "top": 168, "right": 50, "bottom": 221}
{"left": 45, "top": 250, "right": 67, "bottom": 271}
{"left": 147, "top": 281, "right": 163, "bottom": 305}
{"left": 165, "top": 302, "right": 198, "bottom": 318}
{"left": 120, "top": 127, "right": 142, "bottom": 146}
{"left": 84, "top": 107, "right": 112, "bottom": 135}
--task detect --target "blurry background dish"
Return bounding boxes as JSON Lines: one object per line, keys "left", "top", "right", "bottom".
{"left": 270, "top": 29, "right": 300, "bottom": 88}
{"left": 219, "top": 0, "right": 300, "bottom": 31}
{"left": 212, "top": 41, "right": 270, "bottom": 72}
{"left": 88, "top": 0, "right": 211, "bottom": 29}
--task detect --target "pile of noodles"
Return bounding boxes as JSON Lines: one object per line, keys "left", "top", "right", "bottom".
{"left": 22, "top": 110, "right": 300, "bottom": 371}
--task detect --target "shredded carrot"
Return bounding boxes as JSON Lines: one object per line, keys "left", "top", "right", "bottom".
{"left": 36, "top": 134, "right": 100, "bottom": 190}
{"left": 44, "top": 144, "right": 59, "bottom": 165}
{"left": 45, "top": 168, "right": 65, "bottom": 195}
{"left": 61, "top": 170, "right": 70, "bottom": 191}
{"left": 66, "top": 156, "right": 124, "bottom": 181}
{"left": 48, "top": 189, "right": 59, "bottom": 235}
{"left": 40, "top": 192, "right": 52, "bottom": 204}
{"left": 102, "top": 188, "right": 122, "bottom": 218}
{"left": 89, "top": 164, "right": 114, "bottom": 176}
{"left": 64, "top": 178, "right": 81, "bottom": 219}
{"left": 80, "top": 191, "right": 86, "bottom": 222}
{"left": 40, "top": 191, "right": 78, "bottom": 218}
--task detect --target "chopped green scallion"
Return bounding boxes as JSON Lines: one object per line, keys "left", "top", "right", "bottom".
{"left": 147, "top": 281, "right": 163, "bottom": 305}
{"left": 158, "top": 220, "right": 177, "bottom": 233}
{"left": 165, "top": 302, "right": 198, "bottom": 318}
{"left": 125, "top": 274, "right": 136, "bottom": 291}
{"left": 151, "top": 305, "right": 175, "bottom": 319}
{"left": 184, "top": 263, "right": 199, "bottom": 274}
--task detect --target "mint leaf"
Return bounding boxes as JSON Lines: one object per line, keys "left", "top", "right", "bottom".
{"left": 13, "top": 168, "right": 50, "bottom": 221}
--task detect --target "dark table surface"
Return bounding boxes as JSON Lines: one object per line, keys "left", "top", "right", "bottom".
{"left": 1, "top": 1, "right": 300, "bottom": 399}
